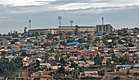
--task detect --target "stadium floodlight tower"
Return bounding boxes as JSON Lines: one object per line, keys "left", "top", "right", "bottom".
{"left": 70, "top": 20, "right": 73, "bottom": 27}
{"left": 58, "top": 16, "right": 62, "bottom": 28}
{"left": 29, "top": 19, "right": 31, "bottom": 30}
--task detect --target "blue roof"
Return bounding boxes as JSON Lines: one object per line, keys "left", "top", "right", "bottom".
{"left": 5, "top": 55, "right": 17, "bottom": 59}
{"left": 2, "top": 39, "right": 8, "bottom": 43}
{"left": 20, "top": 48, "right": 28, "bottom": 52}
{"left": 95, "top": 32, "right": 103, "bottom": 35}
{"left": 12, "top": 38, "right": 19, "bottom": 40}
{"left": 116, "top": 64, "right": 131, "bottom": 67}
{"left": 67, "top": 42, "right": 80, "bottom": 45}
{"left": 8, "top": 50, "right": 16, "bottom": 54}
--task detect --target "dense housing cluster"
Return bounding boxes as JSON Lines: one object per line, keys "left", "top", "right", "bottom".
{"left": 0, "top": 25, "right": 139, "bottom": 80}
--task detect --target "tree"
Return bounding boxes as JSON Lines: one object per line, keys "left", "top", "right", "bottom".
{"left": 98, "top": 69, "right": 105, "bottom": 76}
{"left": 44, "top": 53, "right": 50, "bottom": 62}
{"left": 77, "top": 44, "right": 84, "bottom": 50}
{"left": 118, "top": 54, "right": 129, "bottom": 64}
{"left": 75, "top": 25, "right": 79, "bottom": 35}
{"left": 94, "top": 38, "right": 100, "bottom": 42}
{"left": 119, "top": 57, "right": 125, "bottom": 64}
{"left": 124, "top": 54, "right": 129, "bottom": 64}
{"left": 10, "top": 40, "right": 15, "bottom": 44}
{"left": 0, "top": 58, "right": 9, "bottom": 76}
{"left": 8, "top": 32, "right": 11, "bottom": 36}
{"left": 9, "top": 59, "right": 18, "bottom": 71}
{"left": 94, "top": 54, "right": 102, "bottom": 65}
{"left": 85, "top": 44, "right": 90, "bottom": 49}
{"left": 0, "top": 58, "right": 22, "bottom": 77}
{"left": 106, "top": 59, "right": 111, "bottom": 65}
{"left": 35, "top": 32, "right": 39, "bottom": 39}
{"left": 58, "top": 66, "right": 65, "bottom": 73}
{"left": 70, "top": 61, "right": 78, "bottom": 68}
{"left": 111, "top": 54, "right": 118, "bottom": 63}
{"left": 34, "top": 78, "right": 40, "bottom": 80}
{"left": 126, "top": 69, "right": 130, "bottom": 75}
{"left": 60, "top": 41, "right": 67, "bottom": 46}
{"left": 55, "top": 54, "right": 60, "bottom": 61}
{"left": 113, "top": 76, "right": 120, "bottom": 80}
{"left": 80, "top": 55, "right": 85, "bottom": 61}
{"left": 87, "top": 34, "right": 92, "bottom": 43}
{"left": 128, "top": 43, "right": 134, "bottom": 47}
{"left": 60, "top": 58, "right": 67, "bottom": 66}
{"left": 47, "top": 33, "right": 53, "bottom": 39}
{"left": 50, "top": 48, "right": 54, "bottom": 52}
{"left": 20, "top": 52, "right": 28, "bottom": 56}
{"left": 15, "top": 57, "right": 23, "bottom": 67}
{"left": 36, "top": 60, "right": 40, "bottom": 67}
{"left": 78, "top": 38, "right": 85, "bottom": 43}
{"left": 59, "top": 32, "right": 63, "bottom": 40}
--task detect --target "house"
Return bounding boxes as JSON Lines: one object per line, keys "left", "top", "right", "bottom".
{"left": 51, "top": 66, "right": 61, "bottom": 70}
{"left": 111, "top": 61, "right": 114, "bottom": 64}
{"left": 40, "top": 63, "right": 51, "bottom": 69}
{"left": 84, "top": 71, "right": 98, "bottom": 77}
{"left": 86, "top": 60, "right": 95, "bottom": 65}
{"left": 65, "top": 67, "right": 75, "bottom": 71}
{"left": 102, "top": 59, "right": 107, "bottom": 65}
{"left": 77, "top": 61, "right": 86, "bottom": 67}
{"left": 115, "top": 64, "right": 131, "bottom": 71}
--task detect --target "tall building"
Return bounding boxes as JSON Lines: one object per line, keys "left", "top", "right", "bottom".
{"left": 96, "top": 24, "right": 114, "bottom": 33}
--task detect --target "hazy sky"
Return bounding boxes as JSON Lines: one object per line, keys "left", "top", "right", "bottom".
{"left": 0, "top": 0, "right": 139, "bottom": 33}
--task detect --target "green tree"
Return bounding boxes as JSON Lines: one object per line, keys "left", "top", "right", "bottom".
{"left": 70, "top": 61, "right": 78, "bottom": 68}
{"left": 87, "top": 34, "right": 92, "bottom": 43}
{"left": 9, "top": 59, "right": 18, "bottom": 71}
{"left": 34, "top": 78, "right": 40, "bottom": 80}
{"left": 20, "top": 52, "right": 28, "bottom": 56}
{"left": 98, "top": 69, "right": 105, "bottom": 76}
{"left": 60, "top": 58, "right": 67, "bottom": 66}
{"left": 15, "top": 57, "right": 23, "bottom": 67}
{"left": 44, "top": 53, "right": 50, "bottom": 61}
{"left": 111, "top": 54, "right": 118, "bottom": 63}
{"left": 58, "top": 66, "right": 65, "bottom": 73}
{"left": 0, "top": 58, "right": 22, "bottom": 77}
{"left": 55, "top": 54, "right": 60, "bottom": 61}
{"left": 75, "top": 25, "right": 79, "bottom": 35}
{"left": 94, "top": 54, "right": 102, "bottom": 65}
{"left": 47, "top": 33, "right": 53, "bottom": 39}
{"left": 36, "top": 60, "right": 40, "bottom": 67}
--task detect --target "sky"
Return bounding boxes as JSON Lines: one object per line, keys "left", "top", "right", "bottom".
{"left": 0, "top": 0, "right": 139, "bottom": 33}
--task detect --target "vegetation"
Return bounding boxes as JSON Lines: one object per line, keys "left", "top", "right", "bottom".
{"left": 94, "top": 54, "right": 102, "bottom": 65}
{"left": 0, "top": 57, "right": 23, "bottom": 77}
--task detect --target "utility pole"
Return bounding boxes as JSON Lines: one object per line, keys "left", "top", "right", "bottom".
{"left": 29, "top": 19, "right": 31, "bottom": 30}
{"left": 24, "top": 27, "right": 27, "bottom": 37}
{"left": 102, "top": 17, "right": 104, "bottom": 25}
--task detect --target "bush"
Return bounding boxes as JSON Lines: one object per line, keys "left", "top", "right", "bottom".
{"left": 34, "top": 78, "right": 40, "bottom": 80}
{"left": 98, "top": 69, "right": 105, "bottom": 76}
{"left": 134, "top": 72, "right": 139, "bottom": 76}
{"left": 113, "top": 76, "right": 120, "bottom": 80}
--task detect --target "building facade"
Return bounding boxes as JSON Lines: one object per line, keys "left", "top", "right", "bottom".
{"left": 28, "top": 28, "right": 59, "bottom": 35}
{"left": 29, "top": 25, "right": 96, "bottom": 35}
{"left": 96, "top": 24, "right": 114, "bottom": 33}
{"left": 59, "top": 26, "right": 96, "bottom": 33}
